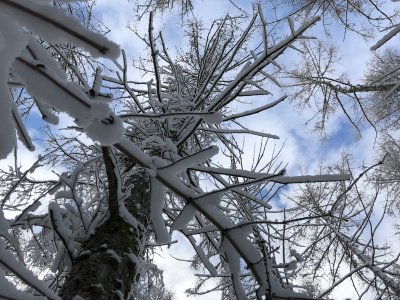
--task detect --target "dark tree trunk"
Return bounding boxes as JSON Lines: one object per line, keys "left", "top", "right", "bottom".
{"left": 60, "top": 148, "right": 151, "bottom": 299}
{"left": 60, "top": 218, "right": 140, "bottom": 299}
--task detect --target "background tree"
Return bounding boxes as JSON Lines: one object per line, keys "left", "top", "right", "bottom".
{"left": 282, "top": 157, "right": 400, "bottom": 298}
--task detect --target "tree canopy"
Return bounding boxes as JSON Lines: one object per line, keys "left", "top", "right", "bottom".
{"left": 0, "top": 0, "right": 400, "bottom": 299}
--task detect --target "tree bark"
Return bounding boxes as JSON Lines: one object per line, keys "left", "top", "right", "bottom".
{"left": 60, "top": 148, "right": 151, "bottom": 299}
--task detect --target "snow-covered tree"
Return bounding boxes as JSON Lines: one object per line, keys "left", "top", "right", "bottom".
{"left": 1, "top": 0, "right": 399, "bottom": 299}
{"left": 282, "top": 156, "right": 400, "bottom": 298}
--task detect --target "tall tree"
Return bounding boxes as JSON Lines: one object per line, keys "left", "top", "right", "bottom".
{"left": 0, "top": 1, "right": 348, "bottom": 299}
{"left": 1, "top": 0, "right": 399, "bottom": 299}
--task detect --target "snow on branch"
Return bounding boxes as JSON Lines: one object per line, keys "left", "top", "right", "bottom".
{"left": 197, "top": 126, "right": 280, "bottom": 139}
{"left": 271, "top": 174, "right": 351, "bottom": 184}
{"left": 223, "top": 95, "right": 287, "bottom": 121}
{"left": 157, "top": 146, "right": 219, "bottom": 175}
{"left": 0, "top": 0, "right": 120, "bottom": 58}
{"left": 13, "top": 48, "right": 125, "bottom": 145}
{"left": 0, "top": 240, "right": 60, "bottom": 299}
{"left": 371, "top": 23, "right": 400, "bottom": 51}
{"left": 116, "top": 138, "right": 314, "bottom": 298}
{"left": 176, "top": 14, "right": 320, "bottom": 146}
{"left": 0, "top": 0, "right": 122, "bottom": 159}
{"left": 119, "top": 111, "right": 222, "bottom": 124}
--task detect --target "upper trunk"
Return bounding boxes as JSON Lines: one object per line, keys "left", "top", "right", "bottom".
{"left": 60, "top": 217, "right": 142, "bottom": 299}
{"left": 60, "top": 149, "right": 151, "bottom": 299}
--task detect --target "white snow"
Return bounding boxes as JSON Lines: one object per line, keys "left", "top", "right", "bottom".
{"left": 371, "top": 24, "right": 400, "bottom": 50}
{"left": 150, "top": 177, "right": 169, "bottom": 244}
{"left": 0, "top": 268, "right": 45, "bottom": 300}
{"left": 0, "top": 239, "right": 60, "bottom": 299}
{"left": 0, "top": 14, "right": 28, "bottom": 159}
{"left": 170, "top": 204, "right": 196, "bottom": 231}
{"left": 0, "top": 0, "right": 120, "bottom": 59}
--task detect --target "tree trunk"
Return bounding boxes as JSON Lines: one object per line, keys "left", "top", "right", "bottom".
{"left": 60, "top": 218, "right": 141, "bottom": 299}
{"left": 60, "top": 148, "right": 151, "bottom": 299}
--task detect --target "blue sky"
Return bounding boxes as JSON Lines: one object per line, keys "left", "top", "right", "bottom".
{"left": 2, "top": 0, "right": 399, "bottom": 298}
{"left": 77, "top": 1, "right": 395, "bottom": 298}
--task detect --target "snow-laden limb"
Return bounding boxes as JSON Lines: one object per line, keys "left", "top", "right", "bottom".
{"left": 271, "top": 173, "right": 351, "bottom": 184}
{"left": 49, "top": 201, "right": 75, "bottom": 261}
{"left": 170, "top": 203, "right": 196, "bottom": 231}
{"left": 150, "top": 177, "right": 169, "bottom": 244}
{"left": 186, "top": 237, "right": 219, "bottom": 276}
{"left": 176, "top": 15, "right": 320, "bottom": 146}
{"left": 116, "top": 139, "right": 316, "bottom": 299}
{"left": 186, "top": 224, "right": 218, "bottom": 235}
{"left": 219, "top": 237, "right": 247, "bottom": 300}
{"left": 192, "top": 165, "right": 282, "bottom": 179}
{"left": 12, "top": 199, "right": 42, "bottom": 227}
{"left": 371, "top": 24, "right": 400, "bottom": 51}
{"left": 13, "top": 44, "right": 125, "bottom": 145}
{"left": 157, "top": 146, "right": 219, "bottom": 176}
{"left": 0, "top": 14, "right": 28, "bottom": 158}
{"left": 0, "top": 0, "right": 119, "bottom": 59}
{"left": 12, "top": 101, "right": 35, "bottom": 151}
{"left": 0, "top": 268, "right": 45, "bottom": 300}
{"left": 0, "top": 239, "right": 60, "bottom": 299}
{"left": 0, "top": 0, "right": 121, "bottom": 159}
{"left": 198, "top": 126, "right": 280, "bottom": 139}
{"left": 188, "top": 171, "right": 350, "bottom": 207}
{"left": 120, "top": 111, "right": 223, "bottom": 124}
{"left": 223, "top": 95, "right": 287, "bottom": 121}
{"left": 163, "top": 211, "right": 220, "bottom": 277}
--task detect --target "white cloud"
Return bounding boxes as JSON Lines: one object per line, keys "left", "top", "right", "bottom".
{"left": 154, "top": 232, "right": 221, "bottom": 299}
{"left": 1, "top": 0, "right": 394, "bottom": 298}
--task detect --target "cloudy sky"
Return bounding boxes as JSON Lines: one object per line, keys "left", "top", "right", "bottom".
{"left": 2, "top": 0, "right": 399, "bottom": 299}
{"left": 90, "top": 0, "right": 390, "bottom": 298}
